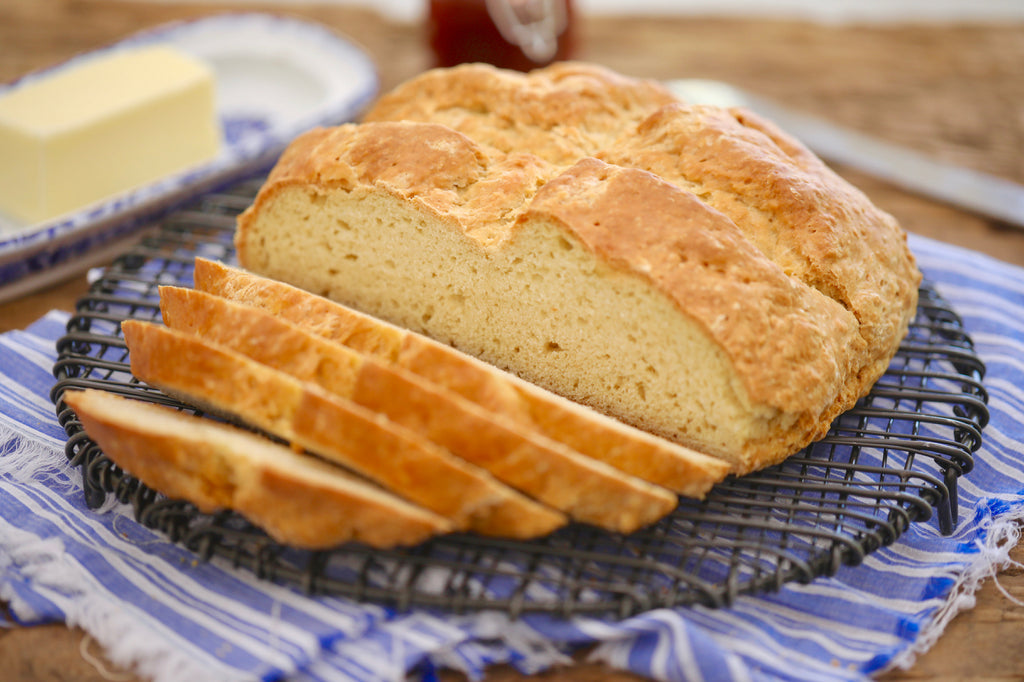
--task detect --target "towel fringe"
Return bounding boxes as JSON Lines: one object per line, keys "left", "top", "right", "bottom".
{"left": 883, "top": 510, "right": 1024, "bottom": 673}
{"left": 0, "top": 426, "right": 244, "bottom": 682}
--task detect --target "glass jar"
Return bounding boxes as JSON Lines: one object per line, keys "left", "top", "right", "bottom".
{"left": 429, "top": 0, "right": 576, "bottom": 71}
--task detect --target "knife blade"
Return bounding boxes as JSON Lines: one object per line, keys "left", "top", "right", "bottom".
{"left": 666, "top": 78, "right": 1024, "bottom": 230}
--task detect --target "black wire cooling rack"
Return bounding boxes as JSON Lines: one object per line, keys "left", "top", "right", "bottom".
{"left": 50, "top": 177, "right": 990, "bottom": 619}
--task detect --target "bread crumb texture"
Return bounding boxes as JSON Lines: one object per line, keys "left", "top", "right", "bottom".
{"left": 235, "top": 62, "right": 921, "bottom": 473}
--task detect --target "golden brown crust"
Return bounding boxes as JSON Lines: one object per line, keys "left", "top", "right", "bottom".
{"left": 64, "top": 389, "right": 449, "bottom": 549}
{"left": 234, "top": 121, "right": 512, "bottom": 257}
{"left": 254, "top": 121, "right": 490, "bottom": 200}
{"left": 364, "top": 62, "right": 678, "bottom": 165}
{"left": 194, "top": 258, "right": 730, "bottom": 498}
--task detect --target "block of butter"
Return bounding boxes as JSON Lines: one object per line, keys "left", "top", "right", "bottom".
{"left": 0, "top": 45, "right": 222, "bottom": 224}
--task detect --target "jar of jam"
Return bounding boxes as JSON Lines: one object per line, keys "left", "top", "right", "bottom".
{"left": 429, "top": 0, "right": 575, "bottom": 71}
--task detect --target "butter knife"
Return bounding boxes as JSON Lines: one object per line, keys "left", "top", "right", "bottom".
{"left": 667, "top": 78, "right": 1024, "bottom": 230}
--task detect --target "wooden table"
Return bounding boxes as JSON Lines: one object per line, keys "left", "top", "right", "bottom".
{"left": 2, "top": 1, "right": 1024, "bottom": 680}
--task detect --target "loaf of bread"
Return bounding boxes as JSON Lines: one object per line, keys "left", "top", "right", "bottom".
{"left": 120, "top": 319, "right": 565, "bottom": 538}
{"left": 234, "top": 62, "right": 921, "bottom": 473}
{"left": 63, "top": 389, "right": 450, "bottom": 549}
{"left": 155, "top": 284, "right": 678, "bottom": 532}
{"left": 191, "top": 257, "right": 729, "bottom": 497}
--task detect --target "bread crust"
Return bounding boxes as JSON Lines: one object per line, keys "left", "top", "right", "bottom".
{"left": 64, "top": 389, "right": 450, "bottom": 549}
{"left": 364, "top": 62, "right": 679, "bottom": 165}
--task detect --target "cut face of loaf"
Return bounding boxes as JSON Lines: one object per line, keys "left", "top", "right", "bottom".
{"left": 192, "top": 257, "right": 730, "bottom": 497}
{"left": 63, "top": 389, "right": 450, "bottom": 549}
{"left": 234, "top": 62, "right": 921, "bottom": 473}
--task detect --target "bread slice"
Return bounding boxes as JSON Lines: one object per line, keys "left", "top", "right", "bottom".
{"left": 192, "top": 257, "right": 729, "bottom": 496}
{"left": 158, "top": 285, "right": 677, "bottom": 533}
{"left": 120, "top": 320, "right": 560, "bottom": 538}
{"left": 63, "top": 389, "right": 449, "bottom": 549}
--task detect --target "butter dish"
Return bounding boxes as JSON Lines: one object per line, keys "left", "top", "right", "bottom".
{"left": 0, "top": 13, "right": 378, "bottom": 302}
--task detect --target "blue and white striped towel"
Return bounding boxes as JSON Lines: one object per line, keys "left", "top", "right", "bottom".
{"left": 2, "top": 232, "right": 1023, "bottom": 682}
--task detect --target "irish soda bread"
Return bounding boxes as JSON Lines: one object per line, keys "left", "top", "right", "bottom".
{"left": 234, "top": 62, "right": 921, "bottom": 473}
